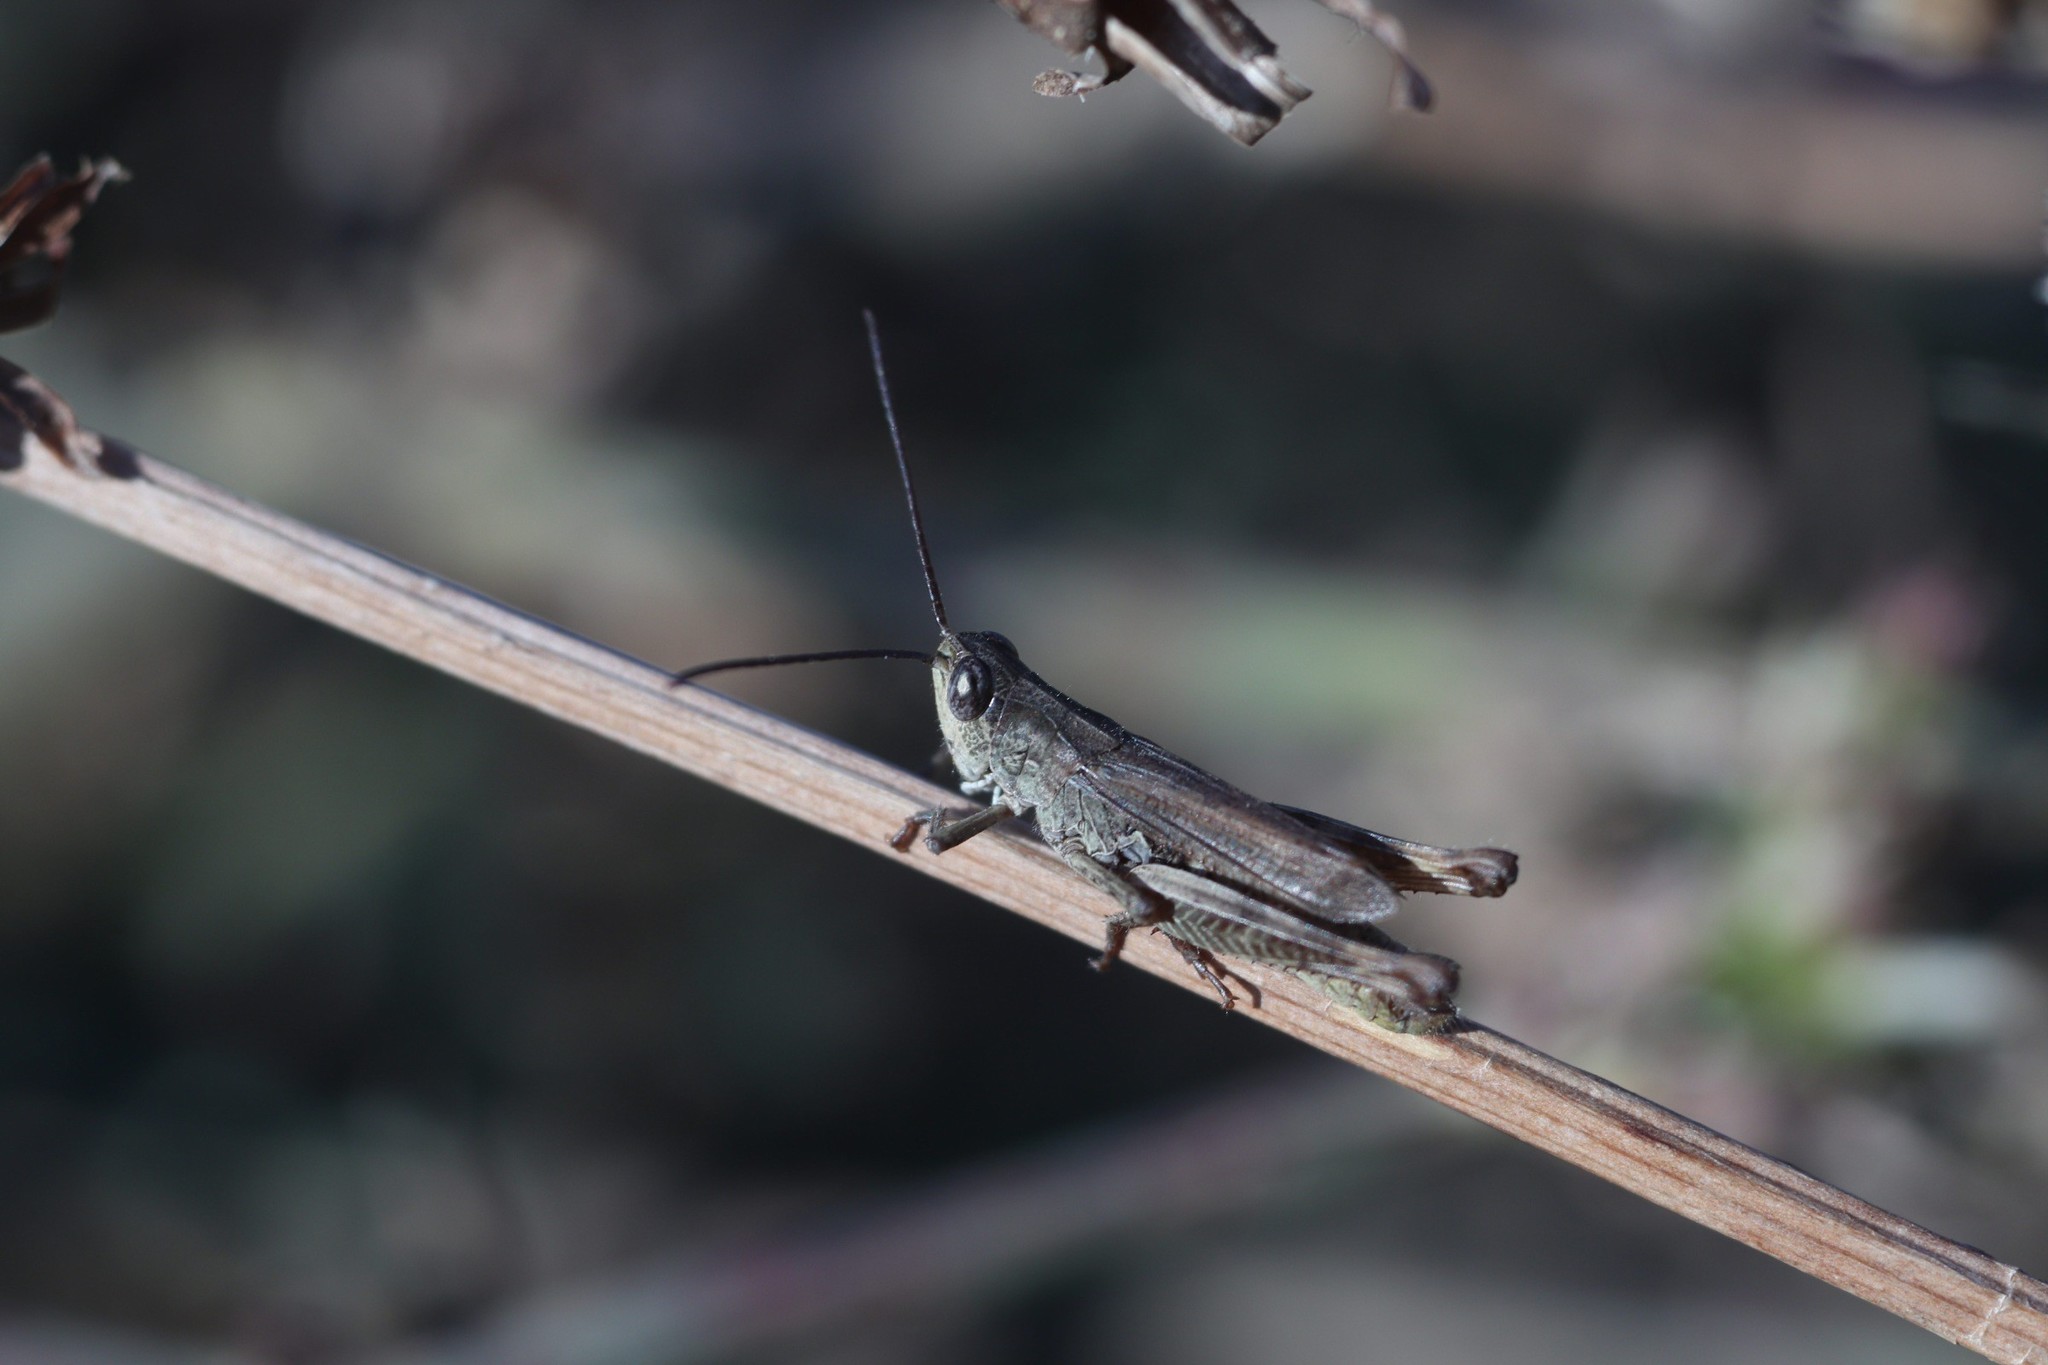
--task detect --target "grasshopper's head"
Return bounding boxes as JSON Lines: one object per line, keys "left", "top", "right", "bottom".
{"left": 930, "top": 629, "right": 1024, "bottom": 784}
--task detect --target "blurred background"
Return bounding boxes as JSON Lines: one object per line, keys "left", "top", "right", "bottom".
{"left": 2, "top": 0, "right": 2047, "bottom": 1360}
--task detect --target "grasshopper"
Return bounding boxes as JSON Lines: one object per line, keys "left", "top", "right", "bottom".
{"left": 675, "top": 316, "right": 1517, "bottom": 1032}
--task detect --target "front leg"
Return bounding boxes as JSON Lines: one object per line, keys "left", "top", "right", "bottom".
{"left": 1050, "top": 840, "right": 1174, "bottom": 971}
{"left": 889, "top": 802, "right": 1010, "bottom": 854}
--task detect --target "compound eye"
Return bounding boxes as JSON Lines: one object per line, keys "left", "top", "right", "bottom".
{"left": 947, "top": 656, "right": 994, "bottom": 722}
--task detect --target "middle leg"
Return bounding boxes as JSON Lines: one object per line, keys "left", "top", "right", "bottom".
{"left": 1050, "top": 840, "right": 1175, "bottom": 970}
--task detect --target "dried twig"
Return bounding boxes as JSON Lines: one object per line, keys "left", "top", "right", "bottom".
{"left": 998, "top": 0, "right": 1428, "bottom": 145}
{"left": 0, "top": 156, "right": 126, "bottom": 334}
{"left": 1, "top": 406, "right": 2043, "bottom": 1363}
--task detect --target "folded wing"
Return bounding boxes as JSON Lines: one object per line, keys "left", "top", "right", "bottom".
{"left": 1074, "top": 734, "right": 1403, "bottom": 925}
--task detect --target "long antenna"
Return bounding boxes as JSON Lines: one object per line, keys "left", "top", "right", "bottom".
{"left": 668, "top": 648, "right": 930, "bottom": 688}
{"left": 667, "top": 313, "right": 948, "bottom": 691}
{"left": 864, "top": 309, "right": 948, "bottom": 631}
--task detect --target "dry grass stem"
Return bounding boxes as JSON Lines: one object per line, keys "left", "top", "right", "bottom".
{"left": 2, "top": 419, "right": 2044, "bottom": 1362}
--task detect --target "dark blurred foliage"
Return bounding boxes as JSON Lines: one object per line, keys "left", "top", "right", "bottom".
{"left": 2, "top": 0, "right": 2047, "bottom": 1361}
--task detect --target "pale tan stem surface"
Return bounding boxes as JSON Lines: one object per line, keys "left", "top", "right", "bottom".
{"left": 3, "top": 433, "right": 2044, "bottom": 1362}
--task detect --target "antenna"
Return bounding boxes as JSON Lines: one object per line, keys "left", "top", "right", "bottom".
{"left": 665, "top": 312, "right": 947, "bottom": 691}
{"left": 865, "top": 309, "right": 949, "bottom": 631}
{"left": 668, "top": 648, "right": 931, "bottom": 688}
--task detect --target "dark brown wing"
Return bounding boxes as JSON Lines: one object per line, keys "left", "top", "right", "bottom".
{"left": 1072, "top": 731, "right": 1403, "bottom": 925}
{"left": 1274, "top": 804, "right": 1518, "bottom": 898}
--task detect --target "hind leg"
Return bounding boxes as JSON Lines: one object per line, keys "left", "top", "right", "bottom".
{"left": 1165, "top": 936, "right": 1235, "bottom": 1009}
